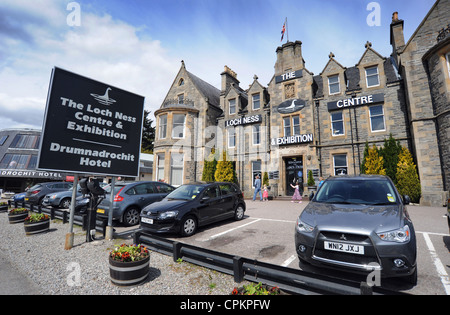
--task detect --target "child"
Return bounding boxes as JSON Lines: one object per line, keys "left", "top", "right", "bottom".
{"left": 262, "top": 185, "right": 269, "bottom": 201}
{"left": 290, "top": 181, "right": 302, "bottom": 203}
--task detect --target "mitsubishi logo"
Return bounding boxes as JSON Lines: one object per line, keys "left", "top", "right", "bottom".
{"left": 340, "top": 234, "right": 347, "bottom": 241}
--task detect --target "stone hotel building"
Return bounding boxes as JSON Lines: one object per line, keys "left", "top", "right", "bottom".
{"left": 153, "top": 0, "right": 449, "bottom": 207}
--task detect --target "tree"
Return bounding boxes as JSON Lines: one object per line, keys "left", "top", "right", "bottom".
{"left": 396, "top": 147, "right": 421, "bottom": 203}
{"left": 214, "top": 151, "right": 234, "bottom": 183}
{"left": 262, "top": 172, "right": 269, "bottom": 187}
{"left": 380, "top": 134, "right": 402, "bottom": 184}
{"left": 141, "top": 110, "right": 155, "bottom": 154}
{"left": 307, "top": 170, "right": 315, "bottom": 186}
{"left": 363, "top": 144, "right": 386, "bottom": 175}
{"left": 202, "top": 148, "right": 218, "bottom": 182}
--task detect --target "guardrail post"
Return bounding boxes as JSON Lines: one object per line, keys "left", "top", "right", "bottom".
{"left": 50, "top": 208, "right": 55, "bottom": 220}
{"left": 173, "top": 242, "right": 182, "bottom": 262}
{"left": 133, "top": 231, "right": 141, "bottom": 244}
{"left": 233, "top": 256, "right": 244, "bottom": 283}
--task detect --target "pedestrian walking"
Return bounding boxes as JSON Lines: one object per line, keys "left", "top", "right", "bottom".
{"left": 290, "top": 181, "right": 302, "bottom": 203}
{"left": 253, "top": 175, "right": 263, "bottom": 201}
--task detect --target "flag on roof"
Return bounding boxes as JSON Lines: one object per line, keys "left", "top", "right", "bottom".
{"left": 281, "top": 19, "right": 286, "bottom": 42}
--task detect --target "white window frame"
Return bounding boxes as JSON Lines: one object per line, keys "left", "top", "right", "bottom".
{"left": 172, "top": 114, "right": 186, "bottom": 139}
{"left": 177, "top": 93, "right": 184, "bottom": 104}
{"left": 333, "top": 154, "right": 348, "bottom": 176}
{"left": 365, "top": 66, "right": 380, "bottom": 88}
{"left": 252, "top": 93, "right": 260, "bottom": 110}
{"left": 369, "top": 105, "right": 386, "bottom": 132}
{"left": 252, "top": 160, "right": 262, "bottom": 188}
{"left": 328, "top": 75, "right": 340, "bottom": 95}
{"left": 252, "top": 125, "right": 261, "bottom": 146}
{"left": 292, "top": 115, "right": 300, "bottom": 135}
{"left": 229, "top": 99, "right": 236, "bottom": 115}
{"left": 331, "top": 111, "right": 345, "bottom": 136}
{"left": 159, "top": 115, "right": 167, "bottom": 139}
{"left": 156, "top": 154, "right": 165, "bottom": 181}
{"left": 283, "top": 117, "right": 291, "bottom": 137}
{"left": 170, "top": 153, "right": 184, "bottom": 186}
{"left": 227, "top": 127, "right": 236, "bottom": 148}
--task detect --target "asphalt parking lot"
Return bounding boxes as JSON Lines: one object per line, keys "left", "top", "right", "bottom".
{"left": 114, "top": 199, "right": 449, "bottom": 295}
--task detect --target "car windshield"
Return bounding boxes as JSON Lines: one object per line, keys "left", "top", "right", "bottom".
{"left": 314, "top": 179, "right": 399, "bottom": 205}
{"left": 166, "top": 185, "right": 205, "bottom": 200}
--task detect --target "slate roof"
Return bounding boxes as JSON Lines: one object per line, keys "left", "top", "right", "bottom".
{"left": 186, "top": 70, "right": 221, "bottom": 108}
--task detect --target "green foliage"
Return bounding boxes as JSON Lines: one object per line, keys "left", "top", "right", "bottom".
{"left": 380, "top": 134, "right": 402, "bottom": 183}
{"left": 396, "top": 147, "right": 421, "bottom": 203}
{"left": 262, "top": 172, "right": 269, "bottom": 187}
{"left": 363, "top": 144, "right": 386, "bottom": 175}
{"left": 201, "top": 148, "right": 218, "bottom": 182}
{"left": 141, "top": 110, "right": 155, "bottom": 154}
{"left": 307, "top": 170, "right": 315, "bottom": 186}
{"left": 214, "top": 151, "right": 234, "bottom": 183}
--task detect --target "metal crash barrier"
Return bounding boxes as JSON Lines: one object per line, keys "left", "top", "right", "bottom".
{"left": 133, "top": 231, "right": 410, "bottom": 295}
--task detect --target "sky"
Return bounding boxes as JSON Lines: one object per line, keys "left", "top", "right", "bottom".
{"left": 0, "top": 0, "right": 437, "bottom": 130}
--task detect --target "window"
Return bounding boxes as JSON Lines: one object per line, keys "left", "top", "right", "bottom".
{"left": 170, "top": 153, "right": 184, "bottom": 186}
{"left": 172, "top": 114, "right": 185, "bottom": 138}
{"left": 203, "top": 186, "right": 220, "bottom": 199}
{"left": 228, "top": 127, "right": 236, "bottom": 148}
{"left": 178, "top": 78, "right": 184, "bottom": 86}
{"left": 366, "top": 66, "right": 380, "bottom": 87}
{"left": 283, "top": 117, "right": 291, "bottom": 137}
{"left": 292, "top": 115, "right": 300, "bottom": 135}
{"left": 284, "top": 116, "right": 300, "bottom": 137}
{"left": 0, "top": 154, "right": 37, "bottom": 170}
{"left": 446, "top": 52, "right": 450, "bottom": 78}
{"left": 328, "top": 75, "right": 340, "bottom": 94}
{"left": 159, "top": 115, "right": 167, "bottom": 139}
{"left": 156, "top": 154, "right": 165, "bottom": 181}
{"left": 331, "top": 112, "right": 344, "bottom": 136}
{"left": 130, "top": 183, "right": 155, "bottom": 195}
{"left": 252, "top": 161, "right": 262, "bottom": 188}
{"left": 252, "top": 93, "right": 260, "bottom": 110}
{"left": 153, "top": 183, "right": 175, "bottom": 193}
{"left": 9, "top": 134, "right": 40, "bottom": 149}
{"left": 219, "top": 183, "right": 237, "bottom": 196}
{"left": 252, "top": 125, "right": 261, "bottom": 145}
{"left": 0, "top": 135, "right": 8, "bottom": 146}
{"left": 229, "top": 99, "right": 236, "bottom": 115}
{"left": 369, "top": 105, "right": 385, "bottom": 132}
{"left": 178, "top": 94, "right": 184, "bottom": 104}
{"left": 333, "top": 154, "right": 348, "bottom": 175}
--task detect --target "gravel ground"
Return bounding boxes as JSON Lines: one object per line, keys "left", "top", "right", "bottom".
{"left": 0, "top": 211, "right": 244, "bottom": 295}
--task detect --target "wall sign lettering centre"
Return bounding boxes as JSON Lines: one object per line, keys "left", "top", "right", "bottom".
{"left": 277, "top": 99, "right": 306, "bottom": 114}
{"left": 275, "top": 70, "right": 303, "bottom": 84}
{"left": 327, "top": 93, "right": 384, "bottom": 111}
{"left": 271, "top": 133, "right": 314, "bottom": 146}
{"left": 225, "top": 114, "right": 261, "bottom": 127}
{"left": 37, "top": 67, "right": 145, "bottom": 177}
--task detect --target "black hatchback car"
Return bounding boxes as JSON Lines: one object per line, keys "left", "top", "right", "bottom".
{"left": 140, "top": 182, "right": 246, "bottom": 237}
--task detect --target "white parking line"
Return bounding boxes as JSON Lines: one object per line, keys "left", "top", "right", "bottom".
{"left": 198, "top": 219, "right": 262, "bottom": 242}
{"left": 282, "top": 255, "right": 297, "bottom": 267}
{"left": 422, "top": 232, "right": 450, "bottom": 295}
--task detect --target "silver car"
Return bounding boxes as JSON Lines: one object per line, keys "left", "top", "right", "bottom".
{"left": 295, "top": 175, "right": 417, "bottom": 285}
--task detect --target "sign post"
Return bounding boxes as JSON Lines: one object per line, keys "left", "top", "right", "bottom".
{"left": 64, "top": 174, "right": 79, "bottom": 250}
{"left": 38, "top": 67, "right": 145, "bottom": 248}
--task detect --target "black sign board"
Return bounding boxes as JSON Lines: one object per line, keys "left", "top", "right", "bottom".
{"left": 275, "top": 70, "right": 303, "bottom": 84}
{"left": 327, "top": 93, "right": 384, "bottom": 111}
{"left": 37, "top": 67, "right": 145, "bottom": 177}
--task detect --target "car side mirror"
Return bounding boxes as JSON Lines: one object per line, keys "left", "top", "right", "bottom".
{"left": 403, "top": 195, "right": 410, "bottom": 205}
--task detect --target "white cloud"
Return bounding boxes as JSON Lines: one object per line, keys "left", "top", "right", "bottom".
{"left": 0, "top": 1, "right": 179, "bottom": 130}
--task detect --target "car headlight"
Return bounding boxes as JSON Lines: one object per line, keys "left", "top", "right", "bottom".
{"left": 158, "top": 211, "right": 178, "bottom": 220}
{"left": 377, "top": 225, "right": 410, "bottom": 243}
{"left": 296, "top": 217, "right": 315, "bottom": 233}
{"left": 50, "top": 195, "right": 57, "bottom": 199}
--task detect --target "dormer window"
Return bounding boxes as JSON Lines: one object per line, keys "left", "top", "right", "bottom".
{"left": 328, "top": 75, "right": 340, "bottom": 94}
{"left": 229, "top": 99, "right": 236, "bottom": 115}
{"left": 366, "top": 66, "right": 380, "bottom": 87}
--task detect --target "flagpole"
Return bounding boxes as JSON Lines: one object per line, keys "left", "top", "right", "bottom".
{"left": 286, "top": 17, "right": 289, "bottom": 42}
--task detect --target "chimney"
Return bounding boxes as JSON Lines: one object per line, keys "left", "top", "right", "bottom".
{"left": 274, "top": 40, "right": 304, "bottom": 75}
{"left": 390, "top": 11, "right": 405, "bottom": 55}
{"left": 221, "top": 65, "right": 240, "bottom": 92}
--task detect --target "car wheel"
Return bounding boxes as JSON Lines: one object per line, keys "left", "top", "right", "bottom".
{"left": 180, "top": 216, "right": 197, "bottom": 237}
{"left": 234, "top": 204, "right": 245, "bottom": 220}
{"left": 60, "top": 198, "right": 71, "bottom": 209}
{"left": 123, "top": 207, "right": 140, "bottom": 226}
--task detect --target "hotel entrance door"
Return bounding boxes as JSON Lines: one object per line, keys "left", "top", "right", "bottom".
{"left": 285, "top": 157, "right": 303, "bottom": 196}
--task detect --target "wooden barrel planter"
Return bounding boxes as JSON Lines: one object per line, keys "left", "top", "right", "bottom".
{"left": 24, "top": 218, "right": 50, "bottom": 235}
{"left": 8, "top": 210, "right": 28, "bottom": 224}
{"left": 109, "top": 255, "right": 150, "bottom": 286}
